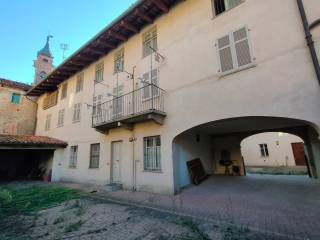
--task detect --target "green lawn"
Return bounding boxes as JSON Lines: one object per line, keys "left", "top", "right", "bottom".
{"left": 0, "top": 185, "right": 78, "bottom": 218}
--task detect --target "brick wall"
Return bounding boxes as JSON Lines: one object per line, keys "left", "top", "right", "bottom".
{"left": 0, "top": 86, "right": 37, "bottom": 135}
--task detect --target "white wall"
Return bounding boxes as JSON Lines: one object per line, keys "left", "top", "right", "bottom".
{"left": 241, "top": 132, "right": 304, "bottom": 167}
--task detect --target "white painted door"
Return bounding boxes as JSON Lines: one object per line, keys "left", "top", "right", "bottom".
{"left": 111, "top": 141, "right": 122, "bottom": 183}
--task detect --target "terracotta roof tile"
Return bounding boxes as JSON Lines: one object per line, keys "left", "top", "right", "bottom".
{"left": 0, "top": 134, "right": 67, "bottom": 147}
{"left": 0, "top": 78, "right": 32, "bottom": 91}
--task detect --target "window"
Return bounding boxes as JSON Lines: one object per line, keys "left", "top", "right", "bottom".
{"left": 73, "top": 103, "right": 81, "bottom": 122}
{"left": 217, "top": 27, "right": 253, "bottom": 74}
{"left": 259, "top": 144, "right": 269, "bottom": 157}
{"left": 143, "top": 26, "right": 157, "bottom": 57}
{"left": 45, "top": 114, "right": 52, "bottom": 131}
{"left": 95, "top": 62, "right": 104, "bottom": 83}
{"left": 11, "top": 93, "right": 21, "bottom": 104}
{"left": 43, "top": 91, "right": 58, "bottom": 109}
{"left": 114, "top": 48, "right": 124, "bottom": 74}
{"left": 57, "top": 109, "right": 65, "bottom": 127}
{"left": 212, "top": 0, "right": 242, "bottom": 16}
{"left": 93, "top": 95, "right": 103, "bottom": 120}
{"left": 90, "top": 143, "right": 100, "bottom": 168}
{"left": 112, "top": 86, "right": 124, "bottom": 117}
{"left": 76, "top": 73, "right": 84, "bottom": 93}
{"left": 61, "top": 83, "right": 68, "bottom": 100}
{"left": 144, "top": 136, "right": 161, "bottom": 172}
{"left": 69, "top": 146, "right": 78, "bottom": 168}
{"left": 142, "top": 69, "right": 159, "bottom": 100}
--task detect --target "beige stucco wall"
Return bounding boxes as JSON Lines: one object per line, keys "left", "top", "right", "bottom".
{"left": 36, "top": 0, "right": 320, "bottom": 194}
{"left": 0, "top": 86, "right": 37, "bottom": 135}
{"left": 241, "top": 132, "right": 304, "bottom": 167}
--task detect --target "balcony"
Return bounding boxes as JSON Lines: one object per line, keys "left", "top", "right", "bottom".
{"left": 92, "top": 84, "right": 166, "bottom": 133}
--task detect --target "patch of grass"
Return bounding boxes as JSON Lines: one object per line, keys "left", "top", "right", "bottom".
{"left": 64, "top": 220, "right": 83, "bottom": 233}
{"left": 174, "top": 218, "right": 210, "bottom": 240}
{"left": 0, "top": 186, "right": 78, "bottom": 218}
{"left": 222, "top": 225, "right": 251, "bottom": 240}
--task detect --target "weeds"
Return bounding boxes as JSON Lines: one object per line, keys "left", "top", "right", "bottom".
{"left": 53, "top": 216, "right": 65, "bottom": 225}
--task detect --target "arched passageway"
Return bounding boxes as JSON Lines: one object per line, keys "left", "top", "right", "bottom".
{"left": 172, "top": 116, "right": 320, "bottom": 192}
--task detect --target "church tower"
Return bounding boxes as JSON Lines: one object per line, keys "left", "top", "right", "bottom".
{"left": 34, "top": 35, "right": 54, "bottom": 84}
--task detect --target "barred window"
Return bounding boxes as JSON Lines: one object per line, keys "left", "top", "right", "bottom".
{"left": 90, "top": 143, "right": 100, "bottom": 168}
{"left": 61, "top": 83, "right": 68, "bottom": 100}
{"left": 73, "top": 103, "right": 81, "bottom": 123}
{"left": 57, "top": 109, "right": 65, "bottom": 127}
{"left": 11, "top": 93, "right": 21, "bottom": 104}
{"left": 69, "top": 146, "right": 78, "bottom": 168}
{"left": 95, "top": 62, "right": 104, "bottom": 83}
{"left": 144, "top": 136, "right": 161, "bottom": 172}
{"left": 114, "top": 48, "right": 124, "bottom": 74}
{"left": 45, "top": 114, "right": 52, "bottom": 131}
{"left": 259, "top": 144, "right": 269, "bottom": 157}
{"left": 76, "top": 73, "right": 84, "bottom": 92}
{"left": 142, "top": 26, "right": 157, "bottom": 58}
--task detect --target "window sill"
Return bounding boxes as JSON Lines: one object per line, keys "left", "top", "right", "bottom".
{"left": 57, "top": 125, "right": 64, "bottom": 128}
{"left": 72, "top": 120, "right": 81, "bottom": 124}
{"left": 89, "top": 167, "right": 99, "bottom": 170}
{"left": 69, "top": 166, "right": 77, "bottom": 169}
{"left": 218, "top": 63, "right": 256, "bottom": 78}
{"left": 143, "top": 170, "right": 163, "bottom": 174}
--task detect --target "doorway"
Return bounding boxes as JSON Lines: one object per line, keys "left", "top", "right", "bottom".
{"left": 111, "top": 141, "right": 122, "bottom": 183}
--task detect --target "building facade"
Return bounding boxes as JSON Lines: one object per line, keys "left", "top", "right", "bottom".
{"left": 241, "top": 132, "right": 306, "bottom": 167}
{"left": 28, "top": 0, "right": 320, "bottom": 194}
{"left": 0, "top": 78, "right": 37, "bottom": 135}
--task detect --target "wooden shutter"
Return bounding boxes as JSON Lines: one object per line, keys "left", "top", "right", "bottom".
{"left": 233, "top": 27, "right": 252, "bottom": 67}
{"left": 217, "top": 35, "right": 234, "bottom": 72}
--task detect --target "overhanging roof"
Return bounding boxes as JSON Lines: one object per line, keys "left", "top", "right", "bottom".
{"left": 27, "top": 0, "right": 182, "bottom": 96}
{"left": 0, "top": 134, "right": 67, "bottom": 149}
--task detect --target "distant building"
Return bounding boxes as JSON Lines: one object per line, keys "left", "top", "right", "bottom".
{"left": 241, "top": 132, "right": 307, "bottom": 167}
{"left": 0, "top": 78, "right": 37, "bottom": 135}
{"left": 33, "top": 35, "right": 54, "bottom": 85}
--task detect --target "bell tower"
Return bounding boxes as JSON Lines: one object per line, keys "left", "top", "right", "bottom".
{"left": 34, "top": 35, "right": 54, "bottom": 84}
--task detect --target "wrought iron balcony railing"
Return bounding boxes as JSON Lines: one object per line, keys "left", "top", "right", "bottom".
{"left": 92, "top": 84, "right": 166, "bottom": 131}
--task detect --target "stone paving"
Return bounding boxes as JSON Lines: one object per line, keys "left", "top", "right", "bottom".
{"left": 61, "top": 175, "right": 320, "bottom": 240}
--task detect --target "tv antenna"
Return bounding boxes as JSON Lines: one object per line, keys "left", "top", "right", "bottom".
{"left": 60, "top": 43, "right": 69, "bottom": 60}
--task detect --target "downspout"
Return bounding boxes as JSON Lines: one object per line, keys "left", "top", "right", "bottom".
{"left": 297, "top": 0, "right": 320, "bottom": 85}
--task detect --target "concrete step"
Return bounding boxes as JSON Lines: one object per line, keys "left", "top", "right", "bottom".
{"left": 105, "top": 183, "right": 123, "bottom": 192}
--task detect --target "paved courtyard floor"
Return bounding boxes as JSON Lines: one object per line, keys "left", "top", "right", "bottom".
{"left": 61, "top": 174, "right": 320, "bottom": 240}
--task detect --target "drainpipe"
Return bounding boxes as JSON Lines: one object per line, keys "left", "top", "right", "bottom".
{"left": 297, "top": 0, "right": 320, "bottom": 85}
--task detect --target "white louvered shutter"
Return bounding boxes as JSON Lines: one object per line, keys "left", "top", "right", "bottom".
{"left": 143, "top": 72, "right": 150, "bottom": 99}
{"left": 233, "top": 27, "right": 252, "bottom": 67}
{"left": 217, "top": 35, "right": 234, "bottom": 73}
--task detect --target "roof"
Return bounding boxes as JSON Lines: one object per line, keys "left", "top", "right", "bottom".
{"left": 27, "top": 0, "right": 182, "bottom": 96}
{"left": 0, "top": 134, "right": 68, "bottom": 148}
{"left": 0, "top": 78, "right": 32, "bottom": 91}
{"left": 38, "top": 35, "right": 53, "bottom": 58}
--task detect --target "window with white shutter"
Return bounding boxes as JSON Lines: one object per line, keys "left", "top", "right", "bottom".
{"left": 217, "top": 26, "right": 253, "bottom": 74}
{"left": 45, "top": 114, "right": 52, "bottom": 131}
{"left": 142, "top": 69, "right": 159, "bottom": 100}
{"left": 69, "top": 146, "right": 78, "bottom": 168}
{"left": 57, "top": 109, "right": 65, "bottom": 127}
{"left": 212, "top": 0, "right": 242, "bottom": 16}
{"left": 73, "top": 103, "right": 81, "bottom": 123}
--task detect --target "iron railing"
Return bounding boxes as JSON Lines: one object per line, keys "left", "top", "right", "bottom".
{"left": 92, "top": 84, "right": 165, "bottom": 127}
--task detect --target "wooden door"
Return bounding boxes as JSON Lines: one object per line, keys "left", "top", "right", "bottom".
{"left": 291, "top": 142, "right": 306, "bottom": 166}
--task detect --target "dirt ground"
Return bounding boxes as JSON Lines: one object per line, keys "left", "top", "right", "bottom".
{"left": 0, "top": 185, "right": 289, "bottom": 240}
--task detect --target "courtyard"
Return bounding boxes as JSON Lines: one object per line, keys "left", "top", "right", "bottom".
{"left": 1, "top": 174, "right": 319, "bottom": 240}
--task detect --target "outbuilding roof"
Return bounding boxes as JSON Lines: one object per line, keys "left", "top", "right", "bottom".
{"left": 0, "top": 78, "right": 32, "bottom": 92}
{"left": 0, "top": 134, "right": 68, "bottom": 148}
{"left": 27, "top": 0, "right": 182, "bottom": 96}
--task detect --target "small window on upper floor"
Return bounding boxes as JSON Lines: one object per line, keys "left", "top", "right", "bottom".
{"left": 142, "top": 26, "right": 157, "bottom": 58}
{"left": 76, "top": 73, "right": 84, "bottom": 93}
{"left": 95, "top": 62, "right": 104, "bottom": 83}
{"left": 11, "top": 93, "right": 21, "bottom": 104}
{"left": 216, "top": 26, "right": 254, "bottom": 75}
{"left": 212, "top": 0, "right": 242, "bottom": 16}
{"left": 61, "top": 83, "right": 68, "bottom": 100}
{"left": 114, "top": 48, "right": 124, "bottom": 74}
{"left": 45, "top": 114, "right": 52, "bottom": 131}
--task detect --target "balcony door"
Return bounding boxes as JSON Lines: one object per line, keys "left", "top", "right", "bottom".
{"left": 112, "top": 86, "right": 124, "bottom": 119}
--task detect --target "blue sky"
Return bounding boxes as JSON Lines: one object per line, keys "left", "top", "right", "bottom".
{"left": 0, "top": 0, "right": 137, "bottom": 85}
